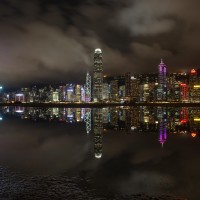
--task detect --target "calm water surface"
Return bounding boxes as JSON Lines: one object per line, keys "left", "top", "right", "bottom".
{"left": 0, "top": 106, "right": 199, "bottom": 200}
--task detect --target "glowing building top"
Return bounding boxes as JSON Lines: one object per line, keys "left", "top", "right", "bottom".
{"left": 157, "top": 59, "right": 167, "bottom": 101}
{"left": 93, "top": 48, "right": 103, "bottom": 102}
{"left": 95, "top": 48, "right": 102, "bottom": 53}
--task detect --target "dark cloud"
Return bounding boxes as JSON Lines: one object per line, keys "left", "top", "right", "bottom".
{"left": 0, "top": 0, "right": 200, "bottom": 87}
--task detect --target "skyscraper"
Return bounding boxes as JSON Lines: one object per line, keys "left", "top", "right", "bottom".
{"left": 93, "top": 48, "right": 103, "bottom": 102}
{"left": 157, "top": 59, "right": 167, "bottom": 101}
{"left": 85, "top": 72, "right": 91, "bottom": 102}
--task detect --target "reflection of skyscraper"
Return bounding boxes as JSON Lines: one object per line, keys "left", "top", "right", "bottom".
{"left": 93, "top": 109, "right": 103, "bottom": 158}
{"left": 157, "top": 107, "right": 167, "bottom": 147}
{"left": 93, "top": 49, "right": 103, "bottom": 102}
{"left": 84, "top": 108, "right": 91, "bottom": 134}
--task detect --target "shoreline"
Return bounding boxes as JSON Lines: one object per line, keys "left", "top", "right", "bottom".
{"left": 0, "top": 102, "right": 200, "bottom": 108}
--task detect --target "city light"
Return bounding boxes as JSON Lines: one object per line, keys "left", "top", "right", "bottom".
{"left": 191, "top": 133, "right": 197, "bottom": 138}
{"left": 194, "top": 118, "right": 200, "bottom": 121}
{"left": 191, "top": 69, "right": 196, "bottom": 74}
{"left": 193, "top": 85, "right": 200, "bottom": 88}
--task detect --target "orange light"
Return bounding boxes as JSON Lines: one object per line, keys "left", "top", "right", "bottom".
{"left": 191, "top": 69, "right": 196, "bottom": 74}
{"left": 180, "top": 83, "right": 187, "bottom": 86}
{"left": 191, "top": 133, "right": 197, "bottom": 138}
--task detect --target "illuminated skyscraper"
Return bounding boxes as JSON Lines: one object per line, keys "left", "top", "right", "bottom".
{"left": 93, "top": 49, "right": 103, "bottom": 102}
{"left": 157, "top": 59, "right": 167, "bottom": 101}
{"left": 85, "top": 72, "right": 91, "bottom": 102}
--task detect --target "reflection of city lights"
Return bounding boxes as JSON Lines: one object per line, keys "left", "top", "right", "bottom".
{"left": 181, "top": 119, "right": 187, "bottom": 123}
{"left": 191, "top": 133, "right": 197, "bottom": 138}
{"left": 131, "top": 126, "right": 136, "bottom": 130}
{"left": 15, "top": 110, "right": 24, "bottom": 113}
{"left": 95, "top": 153, "right": 102, "bottom": 159}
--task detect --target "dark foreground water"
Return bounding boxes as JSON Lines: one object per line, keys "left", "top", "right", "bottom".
{"left": 0, "top": 106, "right": 198, "bottom": 199}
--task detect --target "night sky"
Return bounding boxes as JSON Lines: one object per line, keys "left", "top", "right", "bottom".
{"left": 0, "top": 0, "right": 200, "bottom": 87}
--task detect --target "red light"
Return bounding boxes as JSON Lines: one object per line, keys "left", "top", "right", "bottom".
{"left": 181, "top": 120, "right": 187, "bottom": 123}
{"left": 191, "top": 69, "right": 196, "bottom": 74}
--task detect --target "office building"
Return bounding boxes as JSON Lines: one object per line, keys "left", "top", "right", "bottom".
{"left": 93, "top": 48, "right": 103, "bottom": 102}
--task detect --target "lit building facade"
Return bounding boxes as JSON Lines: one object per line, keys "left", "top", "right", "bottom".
{"left": 130, "top": 76, "right": 139, "bottom": 102}
{"left": 93, "top": 49, "right": 103, "bottom": 102}
{"left": 52, "top": 91, "right": 59, "bottom": 102}
{"left": 110, "top": 80, "right": 119, "bottom": 101}
{"left": 157, "top": 59, "right": 167, "bottom": 101}
{"left": 180, "top": 83, "right": 189, "bottom": 102}
{"left": 75, "top": 85, "right": 81, "bottom": 102}
{"left": 102, "top": 83, "right": 109, "bottom": 100}
{"left": 85, "top": 72, "right": 91, "bottom": 102}
{"left": 189, "top": 69, "right": 200, "bottom": 102}
{"left": 15, "top": 93, "right": 25, "bottom": 102}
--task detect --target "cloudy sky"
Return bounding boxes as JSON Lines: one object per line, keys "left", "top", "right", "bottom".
{"left": 0, "top": 0, "right": 200, "bottom": 87}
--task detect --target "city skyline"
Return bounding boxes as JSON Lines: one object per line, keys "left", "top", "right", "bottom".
{"left": 1, "top": 0, "right": 200, "bottom": 87}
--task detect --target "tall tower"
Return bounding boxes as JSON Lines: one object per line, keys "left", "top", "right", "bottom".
{"left": 85, "top": 72, "right": 91, "bottom": 102}
{"left": 93, "top": 48, "right": 103, "bottom": 102}
{"left": 157, "top": 59, "right": 167, "bottom": 101}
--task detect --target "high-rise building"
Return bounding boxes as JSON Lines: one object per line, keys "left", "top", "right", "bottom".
{"left": 15, "top": 93, "right": 25, "bottom": 102}
{"left": 130, "top": 76, "right": 139, "bottom": 102}
{"left": 180, "top": 83, "right": 189, "bottom": 102}
{"left": 85, "top": 72, "right": 91, "bottom": 102}
{"left": 59, "top": 85, "right": 66, "bottom": 102}
{"left": 93, "top": 49, "right": 103, "bottom": 102}
{"left": 75, "top": 85, "right": 81, "bottom": 102}
{"left": 125, "top": 72, "right": 131, "bottom": 97}
{"left": 102, "top": 83, "right": 109, "bottom": 100}
{"left": 189, "top": 69, "right": 200, "bottom": 102}
{"left": 66, "top": 84, "right": 75, "bottom": 102}
{"left": 110, "top": 80, "right": 118, "bottom": 101}
{"left": 52, "top": 91, "right": 59, "bottom": 102}
{"left": 157, "top": 59, "right": 167, "bottom": 101}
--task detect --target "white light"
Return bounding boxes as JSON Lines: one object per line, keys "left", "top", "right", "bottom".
{"left": 0, "top": 117, "right": 2, "bottom": 121}
{"left": 15, "top": 94, "right": 24, "bottom": 96}
{"left": 131, "top": 126, "right": 136, "bottom": 130}
{"left": 95, "top": 153, "right": 102, "bottom": 159}
{"left": 0, "top": 86, "right": 2, "bottom": 89}
{"left": 131, "top": 76, "right": 136, "bottom": 80}
{"left": 95, "top": 48, "right": 102, "bottom": 53}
